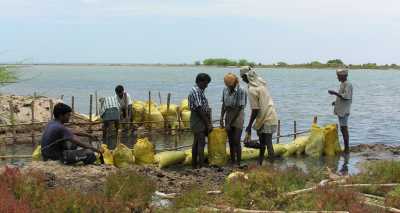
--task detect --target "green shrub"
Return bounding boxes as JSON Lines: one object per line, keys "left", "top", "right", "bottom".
{"left": 351, "top": 160, "right": 400, "bottom": 184}
{"left": 386, "top": 185, "right": 400, "bottom": 208}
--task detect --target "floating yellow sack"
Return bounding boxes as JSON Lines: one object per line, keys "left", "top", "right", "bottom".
{"left": 181, "top": 110, "right": 191, "bottom": 128}
{"left": 294, "top": 136, "right": 310, "bottom": 155}
{"left": 32, "top": 145, "right": 42, "bottom": 161}
{"left": 144, "top": 109, "right": 164, "bottom": 129}
{"left": 180, "top": 99, "right": 190, "bottom": 111}
{"left": 132, "top": 100, "right": 145, "bottom": 123}
{"left": 113, "top": 143, "right": 135, "bottom": 168}
{"left": 323, "top": 124, "right": 342, "bottom": 156}
{"left": 183, "top": 149, "right": 208, "bottom": 165}
{"left": 208, "top": 128, "right": 228, "bottom": 166}
{"left": 305, "top": 124, "right": 325, "bottom": 158}
{"left": 133, "top": 138, "right": 155, "bottom": 165}
{"left": 101, "top": 144, "right": 114, "bottom": 165}
{"left": 283, "top": 143, "right": 299, "bottom": 157}
{"left": 155, "top": 151, "right": 186, "bottom": 168}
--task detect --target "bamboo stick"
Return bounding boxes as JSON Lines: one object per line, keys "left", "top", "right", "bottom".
{"left": 158, "top": 91, "right": 162, "bottom": 105}
{"left": 294, "top": 120, "right": 297, "bottom": 140}
{"left": 95, "top": 91, "right": 99, "bottom": 116}
{"left": 9, "top": 101, "right": 17, "bottom": 143}
{"left": 49, "top": 99, "right": 54, "bottom": 120}
{"left": 31, "top": 100, "right": 35, "bottom": 144}
{"left": 277, "top": 120, "right": 281, "bottom": 144}
{"left": 71, "top": 96, "right": 75, "bottom": 123}
{"left": 166, "top": 93, "right": 171, "bottom": 133}
{"left": 89, "top": 94, "right": 93, "bottom": 144}
{"left": 313, "top": 115, "right": 318, "bottom": 124}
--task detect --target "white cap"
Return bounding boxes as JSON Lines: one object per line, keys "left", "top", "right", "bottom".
{"left": 336, "top": 69, "right": 348, "bottom": 75}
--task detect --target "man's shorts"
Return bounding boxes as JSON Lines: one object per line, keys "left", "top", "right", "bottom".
{"left": 256, "top": 124, "right": 277, "bottom": 136}
{"left": 338, "top": 115, "right": 349, "bottom": 127}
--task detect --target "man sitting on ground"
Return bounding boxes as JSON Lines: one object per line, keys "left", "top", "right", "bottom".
{"left": 41, "top": 103, "right": 103, "bottom": 165}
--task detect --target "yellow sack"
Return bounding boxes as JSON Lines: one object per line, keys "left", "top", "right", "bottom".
{"left": 159, "top": 104, "right": 178, "bottom": 117}
{"left": 241, "top": 147, "right": 260, "bottom": 161}
{"left": 183, "top": 149, "right": 208, "bottom": 165}
{"left": 180, "top": 99, "right": 190, "bottom": 111}
{"left": 181, "top": 110, "right": 191, "bottom": 128}
{"left": 113, "top": 143, "right": 135, "bottom": 168}
{"left": 144, "top": 108, "right": 164, "bottom": 129}
{"left": 155, "top": 151, "right": 186, "bottom": 168}
{"left": 305, "top": 124, "right": 325, "bottom": 158}
{"left": 283, "top": 143, "right": 299, "bottom": 158}
{"left": 32, "top": 145, "right": 42, "bottom": 161}
{"left": 208, "top": 128, "right": 228, "bottom": 166}
{"left": 133, "top": 138, "right": 155, "bottom": 165}
{"left": 132, "top": 100, "right": 145, "bottom": 123}
{"left": 323, "top": 124, "right": 341, "bottom": 156}
{"left": 101, "top": 144, "right": 114, "bottom": 165}
{"left": 294, "top": 136, "right": 310, "bottom": 156}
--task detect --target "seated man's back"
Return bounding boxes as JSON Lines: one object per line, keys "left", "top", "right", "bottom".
{"left": 41, "top": 120, "right": 74, "bottom": 160}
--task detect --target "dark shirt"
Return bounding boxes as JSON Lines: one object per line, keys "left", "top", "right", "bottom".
{"left": 41, "top": 120, "right": 74, "bottom": 160}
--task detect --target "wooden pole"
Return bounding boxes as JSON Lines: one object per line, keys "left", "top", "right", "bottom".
{"left": 166, "top": 93, "right": 171, "bottom": 133}
{"left": 177, "top": 106, "right": 182, "bottom": 131}
{"left": 158, "top": 91, "right": 162, "bottom": 105}
{"left": 148, "top": 91, "right": 152, "bottom": 131}
{"left": 49, "top": 100, "right": 54, "bottom": 120}
{"left": 95, "top": 91, "right": 99, "bottom": 116}
{"left": 277, "top": 120, "right": 281, "bottom": 143}
{"left": 71, "top": 96, "right": 75, "bottom": 123}
{"left": 313, "top": 116, "right": 318, "bottom": 124}
{"left": 294, "top": 120, "right": 297, "bottom": 140}
{"left": 9, "top": 101, "right": 17, "bottom": 143}
{"left": 60, "top": 95, "right": 64, "bottom": 100}
{"left": 31, "top": 100, "right": 35, "bottom": 144}
{"left": 89, "top": 94, "right": 93, "bottom": 144}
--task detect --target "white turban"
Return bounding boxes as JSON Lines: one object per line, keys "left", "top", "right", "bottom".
{"left": 336, "top": 69, "right": 348, "bottom": 75}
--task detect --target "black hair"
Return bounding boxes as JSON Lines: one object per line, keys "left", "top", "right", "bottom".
{"left": 195, "top": 73, "right": 211, "bottom": 84}
{"left": 115, "top": 85, "right": 124, "bottom": 93}
{"left": 53, "top": 103, "right": 72, "bottom": 119}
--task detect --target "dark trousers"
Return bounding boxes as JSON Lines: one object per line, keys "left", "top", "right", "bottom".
{"left": 192, "top": 131, "right": 206, "bottom": 169}
{"left": 258, "top": 133, "right": 274, "bottom": 165}
{"left": 227, "top": 127, "right": 242, "bottom": 165}
{"left": 62, "top": 149, "right": 96, "bottom": 165}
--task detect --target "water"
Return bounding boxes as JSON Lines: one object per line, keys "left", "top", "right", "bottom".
{"left": 1, "top": 65, "right": 399, "bottom": 172}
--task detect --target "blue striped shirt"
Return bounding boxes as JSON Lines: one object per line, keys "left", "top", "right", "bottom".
{"left": 222, "top": 86, "right": 247, "bottom": 109}
{"left": 188, "top": 86, "right": 209, "bottom": 112}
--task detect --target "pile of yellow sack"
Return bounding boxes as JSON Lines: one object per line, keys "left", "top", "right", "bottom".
{"left": 180, "top": 99, "right": 191, "bottom": 128}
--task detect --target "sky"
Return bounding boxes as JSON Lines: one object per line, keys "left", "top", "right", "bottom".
{"left": 1, "top": 0, "right": 400, "bottom": 64}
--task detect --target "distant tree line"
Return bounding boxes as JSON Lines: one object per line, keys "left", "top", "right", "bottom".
{"left": 196, "top": 58, "right": 399, "bottom": 70}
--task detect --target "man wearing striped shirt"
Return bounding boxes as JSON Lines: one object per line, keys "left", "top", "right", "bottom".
{"left": 188, "top": 73, "right": 212, "bottom": 169}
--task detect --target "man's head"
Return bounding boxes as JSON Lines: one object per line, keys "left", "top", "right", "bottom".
{"left": 53, "top": 103, "right": 72, "bottom": 123}
{"left": 336, "top": 69, "right": 348, "bottom": 82}
{"left": 115, "top": 85, "right": 124, "bottom": 98}
{"left": 240, "top": 66, "right": 251, "bottom": 84}
{"left": 224, "top": 73, "right": 239, "bottom": 90}
{"left": 195, "top": 73, "right": 211, "bottom": 90}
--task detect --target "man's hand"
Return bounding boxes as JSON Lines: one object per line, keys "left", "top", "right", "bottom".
{"left": 220, "top": 119, "right": 224, "bottom": 128}
{"left": 245, "top": 125, "right": 252, "bottom": 134}
{"left": 328, "top": 90, "right": 337, "bottom": 95}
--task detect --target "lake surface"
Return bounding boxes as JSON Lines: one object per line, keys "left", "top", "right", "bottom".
{"left": 1, "top": 65, "right": 399, "bottom": 173}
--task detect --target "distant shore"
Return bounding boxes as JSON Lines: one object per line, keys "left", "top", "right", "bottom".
{"left": 1, "top": 63, "right": 399, "bottom": 70}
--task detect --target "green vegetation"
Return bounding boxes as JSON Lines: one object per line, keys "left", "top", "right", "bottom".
{"left": 0, "top": 66, "right": 16, "bottom": 84}
{"left": 197, "top": 58, "right": 400, "bottom": 70}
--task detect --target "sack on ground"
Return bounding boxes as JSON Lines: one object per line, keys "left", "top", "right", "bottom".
{"left": 113, "top": 143, "right": 135, "bottom": 168}
{"left": 144, "top": 108, "right": 164, "bottom": 129}
{"left": 155, "top": 151, "right": 186, "bottom": 168}
{"left": 180, "top": 99, "right": 190, "bottom": 111}
{"left": 133, "top": 138, "right": 155, "bottom": 165}
{"left": 283, "top": 143, "right": 299, "bottom": 157}
{"left": 183, "top": 149, "right": 208, "bottom": 165}
{"left": 241, "top": 147, "right": 260, "bottom": 160}
{"left": 132, "top": 100, "right": 145, "bottom": 124}
{"left": 305, "top": 124, "right": 325, "bottom": 157}
{"left": 101, "top": 144, "right": 114, "bottom": 165}
{"left": 294, "top": 136, "right": 310, "bottom": 155}
{"left": 181, "top": 110, "right": 191, "bottom": 128}
{"left": 159, "top": 104, "right": 178, "bottom": 118}
{"left": 323, "top": 124, "right": 341, "bottom": 156}
{"left": 32, "top": 145, "right": 42, "bottom": 161}
{"left": 208, "top": 128, "right": 228, "bottom": 166}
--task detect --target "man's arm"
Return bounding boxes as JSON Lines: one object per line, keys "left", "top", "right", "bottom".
{"left": 194, "top": 107, "right": 212, "bottom": 132}
{"left": 69, "top": 136, "right": 102, "bottom": 153}
{"left": 328, "top": 90, "right": 345, "bottom": 99}
{"left": 220, "top": 103, "right": 226, "bottom": 128}
{"left": 246, "top": 109, "right": 259, "bottom": 133}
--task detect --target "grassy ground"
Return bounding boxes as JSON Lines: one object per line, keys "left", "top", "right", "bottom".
{"left": 0, "top": 66, "right": 16, "bottom": 84}
{"left": 1, "top": 160, "right": 400, "bottom": 212}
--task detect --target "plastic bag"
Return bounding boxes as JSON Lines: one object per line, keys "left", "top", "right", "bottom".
{"left": 32, "top": 145, "right": 42, "bottom": 161}
{"left": 241, "top": 147, "right": 260, "bottom": 161}
{"left": 305, "top": 124, "right": 325, "bottom": 157}
{"left": 323, "top": 124, "right": 342, "bottom": 156}
{"left": 113, "top": 143, "right": 135, "bottom": 168}
{"left": 294, "top": 136, "right": 310, "bottom": 156}
{"left": 101, "top": 144, "right": 114, "bottom": 165}
{"left": 155, "top": 151, "right": 186, "bottom": 168}
{"left": 144, "top": 108, "right": 164, "bottom": 129}
{"left": 183, "top": 149, "right": 208, "bottom": 165}
{"left": 181, "top": 110, "right": 191, "bottom": 128}
{"left": 132, "top": 100, "right": 145, "bottom": 123}
{"left": 133, "top": 138, "right": 155, "bottom": 165}
{"left": 159, "top": 104, "right": 178, "bottom": 118}
{"left": 208, "top": 128, "right": 228, "bottom": 166}
{"left": 283, "top": 143, "right": 299, "bottom": 158}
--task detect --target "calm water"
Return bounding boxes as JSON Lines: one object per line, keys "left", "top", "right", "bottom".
{"left": 1, "top": 65, "right": 399, "bottom": 172}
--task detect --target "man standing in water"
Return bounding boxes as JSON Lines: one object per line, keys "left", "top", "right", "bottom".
{"left": 220, "top": 73, "right": 247, "bottom": 166}
{"left": 41, "top": 103, "right": 103, "bottom": 165}
{"left": 240, "top": 66, "right": 278, "bottom": 165}
{"left": 115, "top": 85, "right": 133, "bottom": 144}
{"left": 189, "top": 73, "right": 212, "bottom": 169}
{"left": 329, "top": 69, "right": 353, "bottom": 154}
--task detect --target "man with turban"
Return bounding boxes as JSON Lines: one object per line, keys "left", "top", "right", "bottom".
{"left": 240, "top": 66, "right": 278, "bottom": 165}
{"left": 220, "top": 73, "right": 247, "bottom": 166}
{"left": 329, "top": 68, "right": 353, "bottom": 154}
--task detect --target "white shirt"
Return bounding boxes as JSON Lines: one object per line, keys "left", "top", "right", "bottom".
{"left": 334, "top": 81, "right": 353, "bottom": 117}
